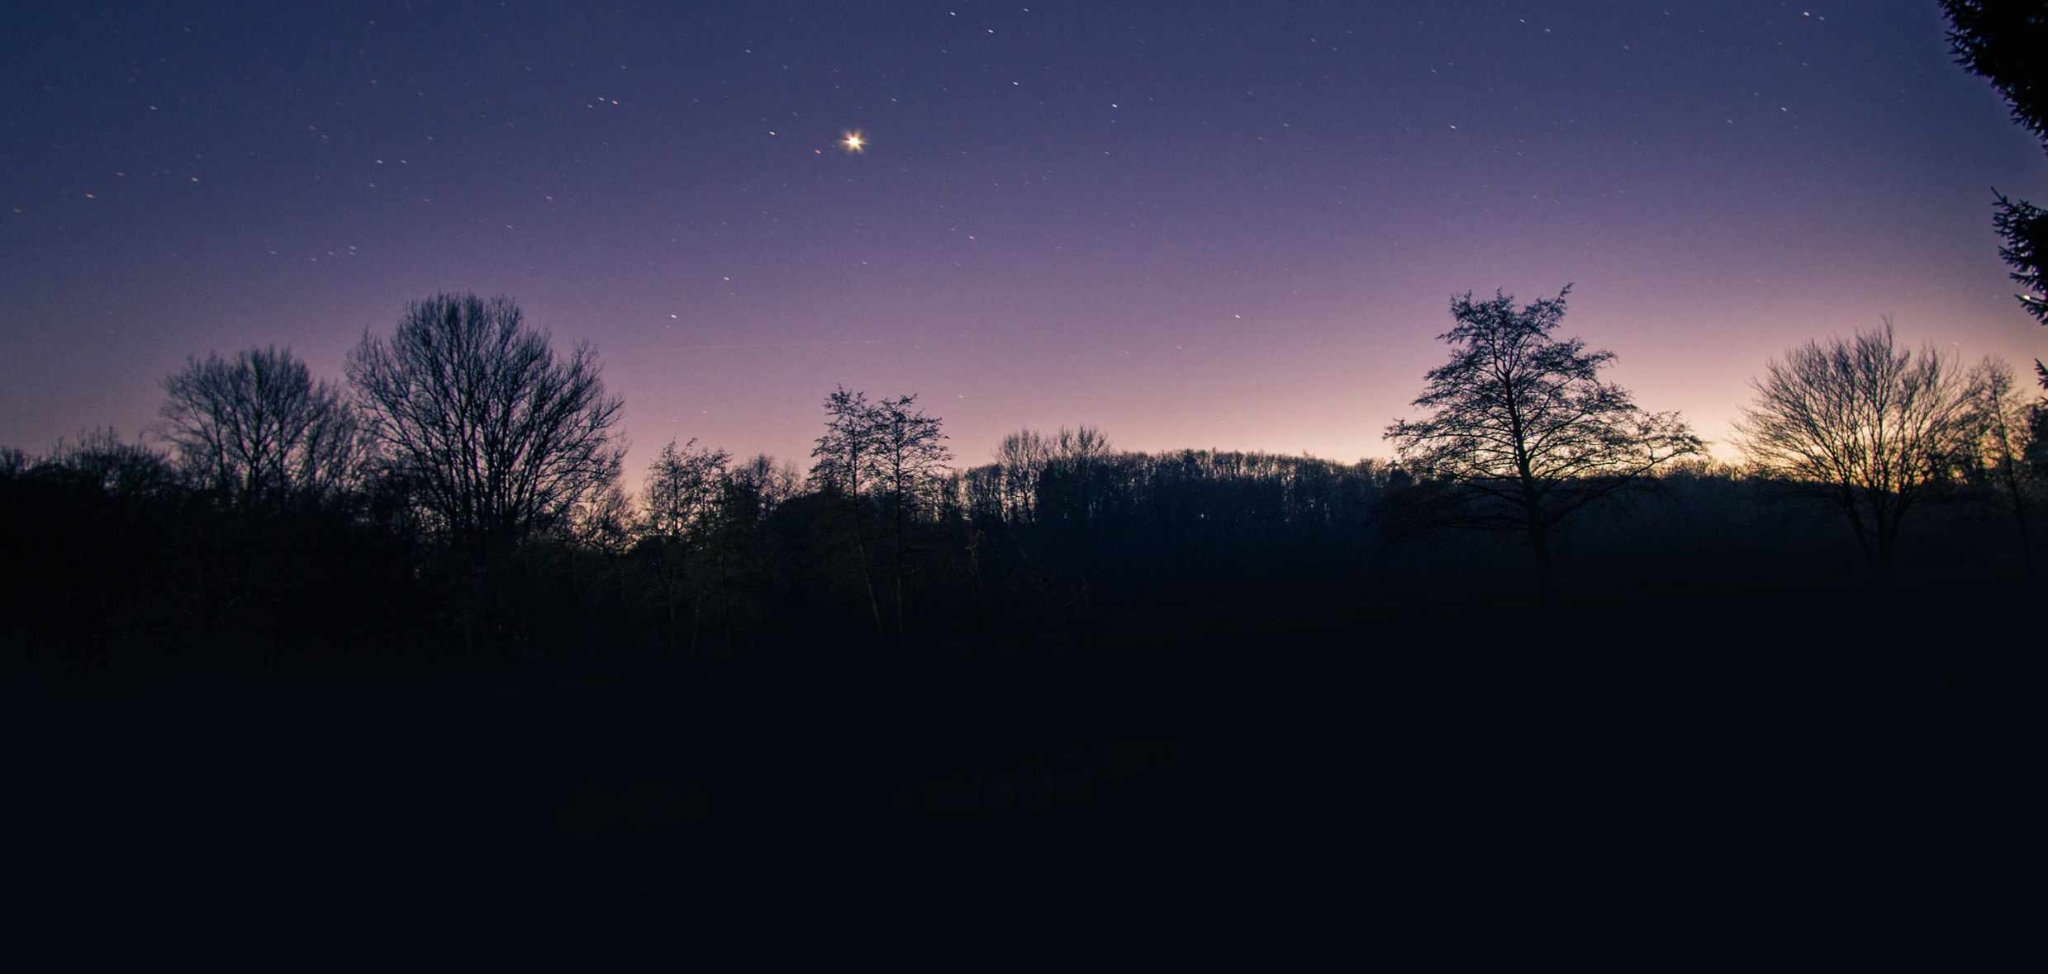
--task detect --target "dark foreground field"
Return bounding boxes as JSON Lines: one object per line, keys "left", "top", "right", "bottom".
{"left": 8, "top": 587, "right": 2028, "bottom": 922}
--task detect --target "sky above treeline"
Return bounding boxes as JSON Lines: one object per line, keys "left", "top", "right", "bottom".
{"left": 3, "top": 0, "right": 2043, "bottom": 479}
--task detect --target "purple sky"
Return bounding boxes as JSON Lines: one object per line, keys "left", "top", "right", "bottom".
{"left": 3, "top": 1, "right": 2043, "bottom": 483}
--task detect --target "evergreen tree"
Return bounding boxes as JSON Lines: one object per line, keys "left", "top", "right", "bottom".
{"left": 1941, "top": 0, "right": 2048, "bottom": 383}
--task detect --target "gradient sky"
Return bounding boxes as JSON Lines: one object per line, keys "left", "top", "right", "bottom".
{"left": 4, "top": 0, "right": 2044, "bottom": 482}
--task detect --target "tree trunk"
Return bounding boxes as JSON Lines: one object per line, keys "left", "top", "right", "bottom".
{"left": 847, "top": 497, "right": 885, "bottom": 640}
{"left": 1873, "top": 517, "right": 1898, "bottom": 591}
{"left": 2002, "top": 468, "right": 2032, "bottom": 573}
{"left": 893, "top": 499, "right": 909, "bottom": 650}
{"left": 664, "top": 546, "right": 682, "bottom": 651}
{"left": 716, "top": 537, "right": 734, "bottom": 654}
{"left": 1528, "top": 514, "right": 1557, "bottom": 605}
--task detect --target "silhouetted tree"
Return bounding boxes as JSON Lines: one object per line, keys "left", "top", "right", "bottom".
{"left": 705, "top": 455, "right": 790, "bottom": 640}
{"left": 809, "top": 386, "right": 877, "bottom": 498}
{"left": 994, "top": 428, "right": 1053, "bottom": 523}
{"left": 809, "top": 386, "right": 885, "bottom": 635}
{"left": 1386, "top": 286, "right": 1702, "bottom": 600}
{"left": 870, "top": 394, "right": 952, "bottom": 640}
{"left": 1960, "top": 356, "right": 2039, "bottom": 566}
{"left": 1052, "top": 426, "right": 1111, "bottom": 460}
{"left": 729, "top": 453, "right": 800, "bottom": 518}
{"left": 644, "top": 439, "right": 732, "bottom": 542}
{"left": 560, "top": 481, "right": 637, "bottom": 630}
{"left": 640, "top": 438, "right": 733, "bottom": 647}
{"left": 989, "top": 425, "right": 1112, "bottom": 525}
{"left": 571, "top": 481, "right": 637, "bottom": 556}
{"left": 1039, "top": 425, "right": 1112, "bottom": 524}
{"left": 1941, "top": 0, "right": 2048, "bottom": 384}
{"left": 39, "top": 427, "right": 177, "bottom": 499}
{"left": 1735, "top": 320, "right": 1975, "bottom": 580}
{"left": 871, "top": 396, "right": 951, "bottom": 513}
{"left": 160, "top": 346, "right": 363, "bottom": 509}
{"left": 2031, "top": 403, "right": 2048, "bottom": 480}
{"left": 347, "top": 293, "right": 624, "bottom": 547}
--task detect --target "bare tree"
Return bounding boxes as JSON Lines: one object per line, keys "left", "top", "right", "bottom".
{"left": 728, "top": 453, "right": 799, "bottom": 519}
{"left": 643, "top": 438, "right": 732, "bottom": 543}
{"left": 1043, "top": 425, "right": 1112, "bottom": 524}
{"left": 161, "top": 346, "right": 362, "bottom": 508}
{"left": 1052, "top": 425, "right": 1111, "bottom": 462}
{"left": 1734, "top": 319, "right": 1974, "bottom": 580}
{"left": 570, "top": 481, "right": 637, "bottom": 556}
{"left": 808, "top": 386, "right": 877, "bottom": 497}
{"left": 809, "top": 386, "right": 885, "bottom": 635}
{"left": 992, "top": 425, "right": 1110, "bottom": 524}
{"left": 1959, "top": 356, "right": 2037, "bottom": 567}
{"left": 804, "top": 388, "right": 954, "bottom": 640}
{"left": 640, "top": 438, "right": 733, "bottom": 647}
{"left": 347, "top": 293, "right": 624, "bottom": 546}
{"left": 870, "top": 395, "right": 952, "bottom": 519}
{"left": 870, "top": 395, "right": 952, "bottom": 640}
{"left": 1386, "top": 286, "right": 1702, "bottom": 599}
{"left": 42, "top": 427, "right": 177, "bottom": 498}
{"left": 994, "top": 428, "right": 1052, "bottom": 523}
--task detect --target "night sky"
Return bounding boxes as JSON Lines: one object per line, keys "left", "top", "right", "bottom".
{"left": 4, "top": 1, "right": 2043, "bottom": 479}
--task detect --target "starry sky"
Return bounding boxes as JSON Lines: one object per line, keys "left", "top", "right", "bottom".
{"left": 4, "top": 0, "right": 2044, "bottom": 479}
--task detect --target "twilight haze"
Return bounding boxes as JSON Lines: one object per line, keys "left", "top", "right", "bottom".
{"left": 3, "top": 1, "right": 2042, "bottom": 476}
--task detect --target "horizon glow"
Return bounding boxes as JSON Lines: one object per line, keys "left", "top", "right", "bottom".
{"left": 2, "top": 1, "right": 2042, "bottom": 490}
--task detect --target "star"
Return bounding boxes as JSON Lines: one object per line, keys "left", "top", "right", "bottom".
{"left": 841, "top": 131, "right": 866, "bottom": 153}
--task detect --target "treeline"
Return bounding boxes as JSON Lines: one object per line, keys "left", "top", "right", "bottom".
{"left": 2, "top": 290, "right": 2044, "bottom": 677}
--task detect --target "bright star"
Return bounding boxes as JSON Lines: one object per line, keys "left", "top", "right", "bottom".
{"left": 842, "top": 131, "right": 866, "bottom": 153}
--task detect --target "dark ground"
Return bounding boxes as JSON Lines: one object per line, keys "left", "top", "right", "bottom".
{"left": 7, "top": 588, "right": 2028, "bottom": 926}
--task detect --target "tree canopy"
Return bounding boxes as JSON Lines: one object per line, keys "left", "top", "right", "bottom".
{"left": 348, "top": 293, "right": 624, "bottom": 546}
{"left": 1734, "top": 319, "right": 1975, "bottom": 577}
{"left": 160, "top": 345, "right": 362, "bottom": 508}
{"left": 1386, "top": 286, "right": 1702, "bottom": 594}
